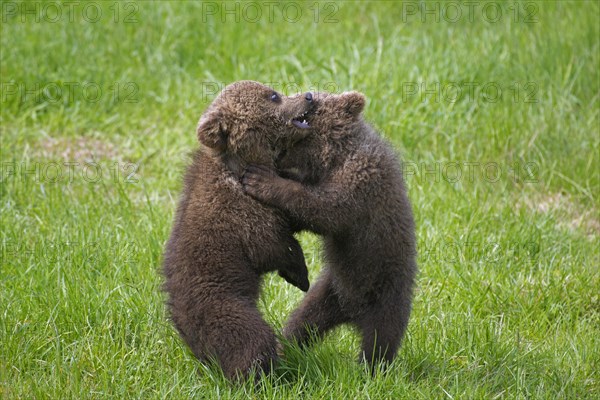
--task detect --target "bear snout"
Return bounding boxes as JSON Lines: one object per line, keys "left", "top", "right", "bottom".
{"left": 305, "top": 92, "right": 313, "bottom": 102}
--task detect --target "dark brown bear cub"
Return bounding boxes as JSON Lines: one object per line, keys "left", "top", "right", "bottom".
{"left": 163, "top": 81, "right": 315, "bottom": 380}
{"left": 243, "top": 91, "right": 417, "bottom": 368}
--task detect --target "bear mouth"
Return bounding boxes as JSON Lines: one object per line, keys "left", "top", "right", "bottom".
{"left": 291, "top": 110, "right": 314, "bottom": 129}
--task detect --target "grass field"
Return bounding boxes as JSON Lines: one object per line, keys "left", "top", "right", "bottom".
{"left": 1, "top": 1, "right": 599, "bottom": 398}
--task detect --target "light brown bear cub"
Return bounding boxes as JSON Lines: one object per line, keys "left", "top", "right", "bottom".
{"left": 163, "top": 81, "right": 315, "bottom": 380}
{"left": 243, "top": 91, "right": 417, "bottom": 369}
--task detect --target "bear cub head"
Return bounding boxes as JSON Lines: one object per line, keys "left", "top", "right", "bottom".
{"left": 197, "top": 80, "right": 316, "bottom": 169}
{"left": 275, "top": 91, "right": 366, "bottom": 183}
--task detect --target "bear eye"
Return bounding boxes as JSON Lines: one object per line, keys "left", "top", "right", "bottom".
{"left": 270, "top": 92, "right": 280, "bottom": 102}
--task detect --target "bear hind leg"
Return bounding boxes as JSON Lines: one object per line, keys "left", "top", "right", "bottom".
{"left": 356, "top": 299, "right": 411, "bottom": 371}
{"left": 191, "top": 298, "right": 278, "bottom": 381}
{"left": 283, "top": 269, "right": 348, "bottom": 347}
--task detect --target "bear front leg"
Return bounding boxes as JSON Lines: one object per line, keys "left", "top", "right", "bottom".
{"left": 276, "top": 236, "right": 310, "bottom": 292}
{"left": 283, "top": 269, "right": 348, "bottom": 346}
{"left": 242, "top": 165, "right": 305, "bottom": 211}
{"left": 242, "top": 164, "right": 371, "bottom": 236}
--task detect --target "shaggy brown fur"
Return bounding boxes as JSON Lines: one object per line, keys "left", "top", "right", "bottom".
{"left": 242, "top": 91, "right": 417, "bottom": 368}
{"left": 163, "top": 81, "right": 316, "bottom": 380}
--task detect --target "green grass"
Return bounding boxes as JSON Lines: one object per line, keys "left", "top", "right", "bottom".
{"left": 1, "top": 1, "right": 599, "bottom": 398}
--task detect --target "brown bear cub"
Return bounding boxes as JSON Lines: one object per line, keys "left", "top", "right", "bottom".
{"left": 243, "top": 91, "right": 417, "bottom": 369}
{"left": 163, "top": 81, "right": 316, "bottom": 380}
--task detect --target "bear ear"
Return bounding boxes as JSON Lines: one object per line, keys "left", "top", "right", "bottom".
{"left": 197, "top": 109, "right": 227, "bottom": 152}
{"left": 340, "top": 91, "right": 366, "bottom": 117}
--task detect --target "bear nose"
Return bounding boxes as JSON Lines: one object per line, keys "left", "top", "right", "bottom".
{"left": 305, "top": 92, "right": 313, "bottom": 102}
